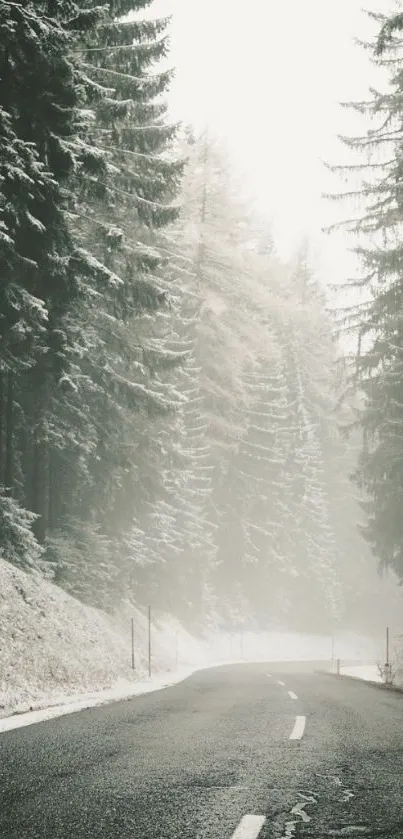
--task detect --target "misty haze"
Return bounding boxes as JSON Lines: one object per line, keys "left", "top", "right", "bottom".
{"left": 1, "top": 1, "right": 403, "bottom": 837}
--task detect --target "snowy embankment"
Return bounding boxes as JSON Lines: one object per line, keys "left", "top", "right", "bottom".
{"left": 340, "top": 664, "right": 383, "bottom": 683}
{"left": 0, "top": 557, "right": 210, "bottom": 721}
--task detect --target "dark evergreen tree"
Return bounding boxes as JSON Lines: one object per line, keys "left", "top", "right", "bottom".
{"left": 0, "top": 2, "right": 185, "bottom": 611}
{"left": 0, "top": 1, "right": 106, "bottom": 555}
{"left": 329, "top": 10, "right": 403, "bottom": 584}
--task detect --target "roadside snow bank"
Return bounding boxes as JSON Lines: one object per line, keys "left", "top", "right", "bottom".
{"left": 0, "top": 557, "right": 209, "bottom": 719}
{"left": 339, "top": 634, "right": 403, "bottom": 687}
{"left": 0, "top": 667, "right": 202, "bottom": 734}
{"left": 340, "top": 664, "right": 383, "bottom": 683}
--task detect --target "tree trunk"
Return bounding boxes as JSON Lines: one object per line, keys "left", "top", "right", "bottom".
{"left": 4, "top": 371, "right": 13, "bottom": 496}
{"left": 32, "top": 433, "right": 48, "bottom": 542}
{"left": 0, "top": 371, "right": 3, "bottom": 485}
{"left": 32, "top": 371, "right": 49, "bottom": 542}
{"left": 48, "top": 447, "right": 60, "bottom": 532}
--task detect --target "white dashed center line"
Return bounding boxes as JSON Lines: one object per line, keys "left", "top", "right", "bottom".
{"left": 231, "top": 815, "right": 265, "bottom": 839}
{"left": 277, "top": 680, "right": 285, "bottom": 687}
{"left": 288, "top": 691, "right": 298, "bottom": 700}
{"left": 289, "top": 715, "right": 306, "bottom": 740}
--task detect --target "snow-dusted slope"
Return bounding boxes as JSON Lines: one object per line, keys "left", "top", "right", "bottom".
{"left": 0, "top": 557, "right": 208, "bottom": 718}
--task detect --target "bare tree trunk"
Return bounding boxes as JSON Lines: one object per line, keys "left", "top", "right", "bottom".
{"left": 32, "top": 371, "right": 49, "bottom": 542}
{"left": 0, "top": 371, "right": 4, "bottom": 485}
{"left": 4, "top": 371, "right": 13, "bottom": 496}
{"left": 32, "top": 432, "right": 48, "bottom": 542}
{"left": 48, "top": 447, "right": 59, "bottom": 532}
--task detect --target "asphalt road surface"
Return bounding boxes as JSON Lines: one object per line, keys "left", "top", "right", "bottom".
{"left": 1, "top": 662, "right": 402, "bottom": 838}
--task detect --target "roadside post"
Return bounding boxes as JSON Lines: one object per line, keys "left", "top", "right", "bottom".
{"left": 384, "top": 626, "right": 393, "bottom": 685}
{"left": 131, "top": 617, "right": 135, "bottom": 670}
{"left": 148, "top": 605, "right": 152, "bottom": 678}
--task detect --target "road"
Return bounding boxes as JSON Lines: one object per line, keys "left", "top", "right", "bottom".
{"left": 0, "top": 662, "right": 402, "bottom": 838}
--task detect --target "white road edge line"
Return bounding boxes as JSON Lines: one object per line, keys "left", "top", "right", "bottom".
{"left": 288, "top": 690, "right": 298, "bottom": 700}
{"left": 277, "top": 680, "right": 285, "bottom": 686}
{"left": 231, "top": 815, "right": 266, "bottom": 839}
{"left": 290, "top": 715, "right": 306, "bottom": 740}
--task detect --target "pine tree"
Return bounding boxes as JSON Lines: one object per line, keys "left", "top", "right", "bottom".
{"left": 215, "top": 242, "right": 346, "bottom": 631}
{"left": 0, "top": 1, "right": 108, "bottom": 560}
{"left": 39, "top": 1, "right": 187, "bottom": 607}
{"left": 330, "top": 10, "right": 403, "bottom": 583}
{"left": 278, "top": 253, "right": 343, "bottom": 628}
{"left": 0, "top": 1, "right": 186, "bottom": 608}
{"left": 166, "top": 133, "right": 272, "bottom": 625}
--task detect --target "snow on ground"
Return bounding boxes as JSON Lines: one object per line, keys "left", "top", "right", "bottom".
{"left": 0, "top": 666, "right": 204, "bottom": 734}
{"left": 0, "top": 557, "right": 210, "bottom": 721}
{"left": 340, "top": 664, "right": 383, "bottom": 683}
{"left": 0, "top": 556, "right": 391, "bottom": 732}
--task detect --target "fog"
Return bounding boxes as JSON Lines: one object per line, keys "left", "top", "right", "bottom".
{"left": 1, "top": 0, "right": 403, "bottom": 724}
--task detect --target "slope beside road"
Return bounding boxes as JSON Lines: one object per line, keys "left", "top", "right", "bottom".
{"left": 0, "top": 662, "right": 402, "bottom": 838}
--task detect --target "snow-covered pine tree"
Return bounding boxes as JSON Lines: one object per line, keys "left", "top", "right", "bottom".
{"left": 0, "top": 1, "right": 111, "bottom": 563}
{"left": 0, "top": 2, "right": 187, "bottom": 608}
{"left": 216, "top": 242, "right": 345, "bottom": 632}
{"left": 234, "top": 352, "right": 296, "bottom": 626}
{"left": 329, "top": 10, "right": 403, "bottom": 583}
{"left": 41, "top": 0, "right": 187, "bottom": 606}
{"left": 276, "top": 251, "right": 343, "bottom": 629}
{"left": 167, "top": 132, "right": 274, "bottom": 625}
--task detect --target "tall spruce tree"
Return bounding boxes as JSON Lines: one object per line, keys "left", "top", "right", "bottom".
{"left": 0, "top": 1, "right": 186, "bottom": 611}
{"left": 0, "top": 1, "right": 108, "bottom": 555}
{"left": 330, "top": 10, "right": 403, "bottom": 583}
{"left": 43, "top": 1, "right": 186, "bottom": 606}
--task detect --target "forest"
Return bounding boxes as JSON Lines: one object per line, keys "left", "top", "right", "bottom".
{"left": 0, "top": 0, "right": 402, "bottom": 636}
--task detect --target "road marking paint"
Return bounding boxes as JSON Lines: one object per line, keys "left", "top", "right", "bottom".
{"left": 277, "top": 680, "right": 285, "bottom": 686}
{"left": 289, "top": 715, "right": 306, "bottom": 740}
{"left": 288, "top": 691, "right": 298, "bottom": 700}
{"left": 231, "top": 815, "right": 265, "bottom": 839}
{"left": 267, "top": 673, "right": 272, "bottom": 678}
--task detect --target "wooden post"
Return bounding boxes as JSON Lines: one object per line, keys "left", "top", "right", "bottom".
{"left": 386, "top": 626, "right": 390, "bottom": 666}
{"left": 337, "top": 658, "right": 340, "bottom": 676}
{"left": 148, "top": 605, "right": 151, "bottom": 678}
{"left": 131, "top": 617, "right": 135, "bottom": 671}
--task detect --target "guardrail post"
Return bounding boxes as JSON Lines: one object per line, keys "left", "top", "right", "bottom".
{"left": 337, "top": 658, "right": 340, "bottom": 676}
{"left": 148, "top": 605, "right": 151, "bottom": 678}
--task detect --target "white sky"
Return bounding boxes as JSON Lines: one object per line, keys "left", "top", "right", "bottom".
{"left": 151, "top": 0, "right": 396, "bottom": 286}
